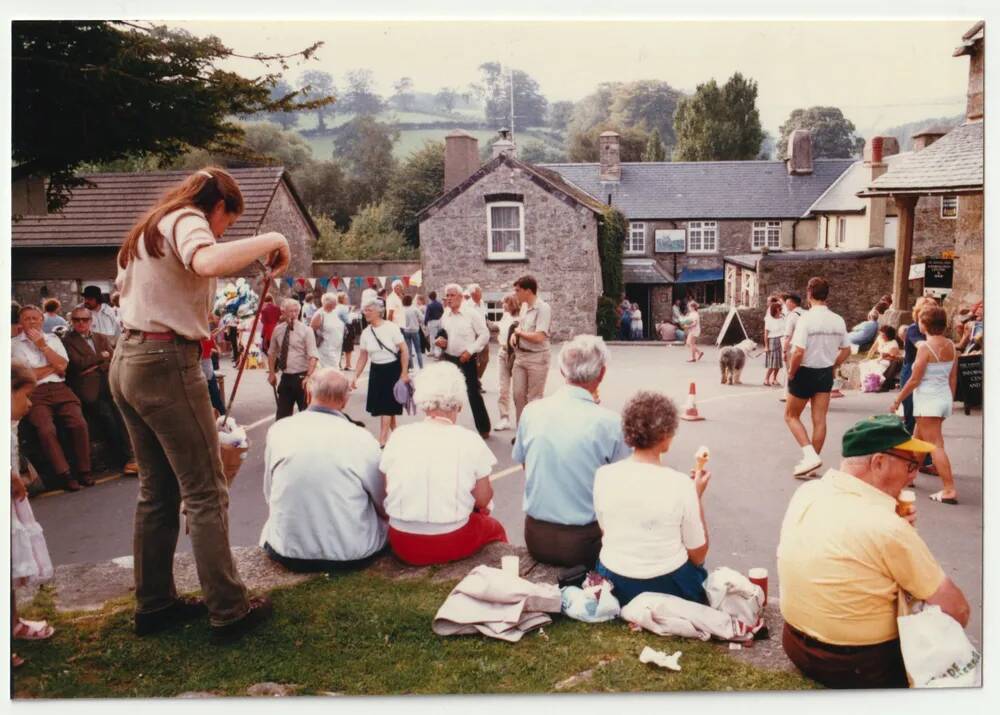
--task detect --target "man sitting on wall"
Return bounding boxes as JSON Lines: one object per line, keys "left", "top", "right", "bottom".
{"left": 777, "top": 415, "right": 971, "bottom": 689}
{"left": 62, "top": 307, "right": 138, "bottom": 477}
{"left": 12, "top": 305, "right": 93, "bottom": 491}
{"left": 259, "top": 368, "right": 387, "bottom": 572}
{"left": 513, "top": 335, "right": 630, "bottom": 569}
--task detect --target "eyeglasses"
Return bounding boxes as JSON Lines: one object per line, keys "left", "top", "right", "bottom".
{"left": 879, "top": 451, "right": 921, "bottom": 474}
{"left": 71, "top": 317, "right": 92, "bottom": 323}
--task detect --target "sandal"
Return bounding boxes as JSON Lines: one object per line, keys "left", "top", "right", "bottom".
{"left": 12, "top": 653, "right": 25, "bottom": 668}
{"left": 929, "top": 491, "right": 959, "bottom": 505}
{"left": 13, "top": 618, "right": 55, "bottom": 641}
{"left": 695, "top": 351, "right": 705, "bottom": 362}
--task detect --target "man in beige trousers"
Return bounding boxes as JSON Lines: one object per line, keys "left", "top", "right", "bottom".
{"left": 511, "top": 275, "right": 552, "bottom": 424}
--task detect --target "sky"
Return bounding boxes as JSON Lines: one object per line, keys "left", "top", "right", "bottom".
{"left": 175, "top": 19, "right": 975, "bottom": 137}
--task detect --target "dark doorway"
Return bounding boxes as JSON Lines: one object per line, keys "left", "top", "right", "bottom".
{"left": 624, "top": 284, "right": 651, "bottom": 339}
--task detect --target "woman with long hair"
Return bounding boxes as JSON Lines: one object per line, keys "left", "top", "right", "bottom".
{"left": 110, "top": 167, "right": 289, "bottom": 643}
{"left": 891, "top": 305, "right": 959, "bottom": 504}
{"left": 763, "top": 300, "right": 786, "bottom": 386}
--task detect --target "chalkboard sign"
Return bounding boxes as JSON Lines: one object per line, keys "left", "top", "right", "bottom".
{"left": 924, "top": 258, "right": 954, "bottom": 289}
{"left": 957, "top": 354, "right": 983, "bottom": 414}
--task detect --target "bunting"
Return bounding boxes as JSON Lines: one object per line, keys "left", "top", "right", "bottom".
{"left": 410, "top": 270, "right": 423, "bottom": 288}
{"left": 376, "top": 276, "right": 387, "bottom": 289}
{"left": 318, "top": 277, "right": 330, "bottom": 290}
{"left": 402, "top": 275, "right": 411, "bottom": 288}
{"left": 366, "top": 276, "right": 377, "bottom": 288}
{"left": 308, "top": 278, "right": 317, "bottom": 289}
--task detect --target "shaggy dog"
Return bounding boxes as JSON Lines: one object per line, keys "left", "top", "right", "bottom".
{"left": 719, "top": 339, "right": 758, "bottom": 385}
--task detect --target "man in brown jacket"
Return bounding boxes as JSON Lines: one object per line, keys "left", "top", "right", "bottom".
{"left": 63, "top": 307, "right": 137, "bottom": 476}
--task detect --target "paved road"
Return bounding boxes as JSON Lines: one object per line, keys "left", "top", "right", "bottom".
{"left": 32, "top": 343, "right": 984, "bottom": 643}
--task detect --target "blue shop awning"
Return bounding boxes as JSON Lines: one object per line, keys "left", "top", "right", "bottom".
{"left": 675, "top": 268, "right": 724, "bottom": 284}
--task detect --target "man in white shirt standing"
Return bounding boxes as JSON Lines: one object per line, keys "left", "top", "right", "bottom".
{"left": 386, "top": 279, "right": 407, "bottom": 329}
{"left": 260, "top": 368, "right": 387, "bottom": 571}
{"left": 12, "top": 305, "right": 93, "bottom": 491}
{"left": 436, "top": 283, "right": 491, "bottom": 437}
{"left": 785, "top": 277, "right": 851, "bottom": 478}
{"left": 80, "top": 285, "right": 121, "bottom": 347}
{"left": 464, "top": 284, "right": 490, "bottom": 386}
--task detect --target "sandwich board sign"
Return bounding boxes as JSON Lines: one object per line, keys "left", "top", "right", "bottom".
{"left": 716, "top": 306, "right": 750, "bottom": 347}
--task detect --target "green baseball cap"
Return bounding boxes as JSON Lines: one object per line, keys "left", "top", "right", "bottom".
{"left": 842, "top": 415, "right": 936, "bottom": 457}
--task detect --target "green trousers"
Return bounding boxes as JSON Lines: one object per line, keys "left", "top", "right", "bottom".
{"left": 110, "top": 334, "right": 249, "bottom": 626}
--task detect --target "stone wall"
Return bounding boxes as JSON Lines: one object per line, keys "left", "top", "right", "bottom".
{"left": 649, "top": 284, "right": 674, "bottom": 329}
{"left": 913, "top": 195, "right": 960, "bottom": 259}
{"left": 698, "top": 305, "right": 766, "bottom": 345}
{"left": 419, "top": 161, "right": 602, "bottom": 340}
{"left": 944, "top": 192, "right": 984, "bottom": 313}
{"left": 258, "top": 182, "right": 316, "bottom": 278}
{"left": 12, "top": 280, "right": 81, "bottom": 312}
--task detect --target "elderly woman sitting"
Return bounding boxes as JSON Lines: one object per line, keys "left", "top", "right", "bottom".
{"left": 593, "top": 391, "right": 712, "bottom": 607}
{"left": 380, "top": 362, "right": 507, "bottom": 565}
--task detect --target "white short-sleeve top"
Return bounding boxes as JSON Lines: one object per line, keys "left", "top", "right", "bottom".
{"left": 359, "top": 322, "right": 404, "bottom": 364}
{"left": 380, "top": 420, "right": 497, "bottom": 534}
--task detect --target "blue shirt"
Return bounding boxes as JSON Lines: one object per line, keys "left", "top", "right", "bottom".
{"left": 513, "top": 385, "right": 631, "bottom": 525}
{"left": 425, "top": 299, "right": 444, "bottom": 323}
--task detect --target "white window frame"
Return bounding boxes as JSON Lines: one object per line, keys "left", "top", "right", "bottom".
{"left": 836, "top": 217, "right": 847, "bottom": 246}
{"left": 941, "top": 195, "right": 959, "bottom": 220}
{"left": 484, "top": 300, "right": 504, "bottom": 324}
{"left": 687, "top": 221, "right": 718, "bottom": 253}
{"left": 625, "top": 222, "right": 646, "bottom": 254}
{"left": 751, "top": 220, "right": 781, "bottom": 250}
{"left": 486, "top": 202, "right": 525, "bottom": 259}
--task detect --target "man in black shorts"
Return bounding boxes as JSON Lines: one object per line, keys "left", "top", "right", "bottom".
{"left": 785, "top": 277, "right": 851, "bottom": 478}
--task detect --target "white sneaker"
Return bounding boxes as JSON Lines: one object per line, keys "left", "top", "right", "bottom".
{"left": 494, "top": 418, "right": 510, "bottom": 431}
{"left": 793, "top": 456, "right": 823, "bottom": 478}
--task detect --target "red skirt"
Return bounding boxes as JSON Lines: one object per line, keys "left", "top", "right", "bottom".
{"left": 388, "top": 512, "right": 508, "bottom": 566}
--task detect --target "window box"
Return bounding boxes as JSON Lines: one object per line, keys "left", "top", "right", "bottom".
{"left": 487, "top": 202, "right": 525, "bottom": 259}
{"left": 687, "top": 221, "right": 718, "bottom": 253}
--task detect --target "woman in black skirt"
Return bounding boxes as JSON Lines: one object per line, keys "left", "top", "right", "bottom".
{"left": 351, "top": 300, "right": 410, "bottom": 447}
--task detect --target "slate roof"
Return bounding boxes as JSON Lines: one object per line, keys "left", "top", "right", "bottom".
{"left": 12, "top": 167, "right": 318, "bottom": 249}
{"left": 808, "top": 153, "right": 908, "bottom": 214}
{"left": 863, "top": 122, "right": 983, "bottom": 195}
{"left": 539, "top": 159, "right": 855, "bottom": 220}
{"left": 622, "top": 258, "right": 673, "bottom": 285}
{"left": 724, "top": 248, "right": 894, "bottom": 271}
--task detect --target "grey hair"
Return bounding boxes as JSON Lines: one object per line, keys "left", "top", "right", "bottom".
{"left": 444, "top": 283, "right": 463, "bottom": 296}
{"left": 281, "top": 298, "right": 300, "bottom": 311}
{"left": 363, "top": 299, "right": 385, "bottom": 313}
{"left": 321, "top": 292, "right": 337, "bottom": 307}
{"left": 413, "top": 362, "right": 467, "bottom": 413}
{"left": 559, "top": 335, "right": 609, "bottom": 385}
{"left": 466, "top": 283, "right": 481, "bottom": 294}
{"left": 307, "top": 367, "right": 350, "bottom": 405}
{"left": 842, "top": 454, "right": 874, "bottom": 471}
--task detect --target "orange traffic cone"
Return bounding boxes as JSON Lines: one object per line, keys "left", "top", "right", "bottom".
{"left": 680, "top": 382, "right": 705, "bottom": 421}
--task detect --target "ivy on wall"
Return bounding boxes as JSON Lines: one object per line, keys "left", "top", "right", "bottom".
{"left": 596, "top": 207, "right": 626, "bottom": 339}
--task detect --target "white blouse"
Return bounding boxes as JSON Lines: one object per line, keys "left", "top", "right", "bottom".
{"left": 380, "top": 420, "right": 497, "bottom": 534}
{"left": 359, "top": 322, "right": 404, "bottom": 364}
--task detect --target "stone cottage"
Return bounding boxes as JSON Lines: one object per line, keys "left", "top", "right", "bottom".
{"left": 11, "top": 166, "right": 318, "bottom": 308}
{"left": 418, "top": 130, "right": 608, "bottom": 339}
{"left": 859, "top": 20, "right": 984, "bottom": 320}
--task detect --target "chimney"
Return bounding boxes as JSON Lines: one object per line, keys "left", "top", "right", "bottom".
{"left": 863, "top": 135, "right": 899, "bottom": 164}
{"left": 953, "top": 21, "right": 984, "bottom": 122}
{"left": 444, "top": 130, "right": 480, "bottom": 192}
{"left": 862, "top": 137, "right": 892, "bottom": 249}
{"left": 491, "top": 128, "right": 516, "bottom": 159}
{"left": 785, "top": 129, "right": 813, "bottom": 175}
{"left": 599, "top": 131, "right": 621, "bottom": 182}
{"left": 911, "top": 127, "right": 948, "bottom": 152}
{"left": 11, "top": 175, "right": 48, "bottom": 217}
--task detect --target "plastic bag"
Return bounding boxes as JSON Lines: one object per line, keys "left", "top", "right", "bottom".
{"left": 216, "top": 416, "right": 248, "bottom": 448}
{"left": 704, "top": 567, "right": 765, "bottom": 635}
{"left": 898, "top": 600, "right": 981, "bottom": 688}
{"left": 560, "top": 573, "right": 621, "bottom": 623}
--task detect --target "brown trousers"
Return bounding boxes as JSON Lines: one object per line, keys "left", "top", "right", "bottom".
{"left": 476, "top": 345, "right": 490, "bottom": 380}
{"left": 512, "top": 349, "right": 550, "bottom": 423}
{"left": 524, "top": 515, "right": 602, "bottom": 569}
{"left": 25, "top": 382, "right": 91, "bottom": 477}
{"left": 782, "top": 623, "right": 908, "bottom": 689}
{"left": 110, "top": 334, "right": 250, "bottom": 626}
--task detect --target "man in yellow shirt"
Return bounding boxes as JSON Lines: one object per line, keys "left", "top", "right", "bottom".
{"left": 777, "top": 414, "right": 970, "bottom": 688}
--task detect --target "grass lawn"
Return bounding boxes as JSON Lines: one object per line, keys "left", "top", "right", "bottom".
{"left": 13, "top": 572, "right": 816, "bottom": 698}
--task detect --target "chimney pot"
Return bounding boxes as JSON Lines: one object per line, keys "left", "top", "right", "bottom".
{"left": 599, "top": 131, "right": 621, "bottom": 182}
{"left": 786, "top": 129, "right": 813, "bottom": 175}
{"left": 444, "top": 130, "right": 480, "bottom": 192}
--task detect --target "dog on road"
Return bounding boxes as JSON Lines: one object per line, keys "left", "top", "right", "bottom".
{"left": 719, "top": 339, "right": 759, "bottom": 385}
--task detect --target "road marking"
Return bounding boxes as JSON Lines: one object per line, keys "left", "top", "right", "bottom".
{"left": 696, "top": 389, "right": 786, "bottom": 405}
{"left": 489, "top": 464, "right": 522, "bottom": 482}
{"left": 245, "top": 414, "right": 276, "bottom": 432}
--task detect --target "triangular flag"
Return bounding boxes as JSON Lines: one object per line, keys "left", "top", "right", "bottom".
{"left": 274, "top": 279, "right": 281, "bottom": 293}
{"left": 377, "top": 276, "right": 387, "bottom": 289}
{"left": 409, "top": 270, "right": 423, "bottom": 288}
{"left": 308, "top": 278, "right": 317, "bottom": 288}
{"left": 332, "top": 276, "right": 341, "bottom": 290}
{"left": 366, "top": 276, "right": 376, "bottom": 288}
{"left": 318, "top": 277, "right": 330, "bottom": 290}
{"left": 284, "top": 277, "right": 294, "bottom": 288}
{"left": 402, "top": 275, "right": 411, "bottom": 288}
{"left": 354, "top": 277, "right": 363, "bottom": 288}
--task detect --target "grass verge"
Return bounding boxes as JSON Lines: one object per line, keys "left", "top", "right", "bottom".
{"left": 13, "top": 571, "right": 817, "bottom": 697}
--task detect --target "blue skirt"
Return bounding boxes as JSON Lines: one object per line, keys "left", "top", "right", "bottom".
{"left": 597, "top": 559, "right": 709, "bottom": 607}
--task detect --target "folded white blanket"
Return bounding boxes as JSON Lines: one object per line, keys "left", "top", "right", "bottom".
{"left": 621, "top": 592, "right": 754, "bottom": 642}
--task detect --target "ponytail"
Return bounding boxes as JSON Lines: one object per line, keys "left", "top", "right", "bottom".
{"left": 117, "top": 167, "right": 244, "bottom": 269}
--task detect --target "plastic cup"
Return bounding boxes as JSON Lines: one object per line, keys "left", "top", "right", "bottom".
{"left": 748, "top": 567, "right": 769, "bottom": 606}
{"left": 501, "top": 555, "right": 519, "bottom": 576}
{"left": 897, "top": 490, "right": 917, "bottom": 519}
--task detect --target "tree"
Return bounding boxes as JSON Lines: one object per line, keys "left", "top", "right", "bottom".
{"left": 168, "top": 121, "right": 314, "bottom": 172}
{"left": 299, "top": 70, "right": 337, "bottom": 130}
{"left": 518, "top": 139, "right": 567, "bottom": 164}
{"left": 673, "top": 73, "right": 764, "bottom": 161}
{"left": 384, "top": 141, "right": 445, "bottom": 247}
{"left": 12, "top": 20, "right": 329, "bottom": 209}
{"left": 334, "top": 116, "right": 398, "bottom": 208}
{"left": 391, "top": 76, "right": 415, "bottom": 111}
{"left": 642, "top": 129, "right": 667, "bottom": 162}
{"left": 434, "top": 87, "right": 458, "bottom": 113}
{"left": 343, "top": 68, "right": 384, "bottom": 116}
{"left": 881, "top": 114, "right": 963, "bottom": 152}
{"left": 609, "top": 80, "right": 684, "bottom": 149}
{"left": 548, "top": 100, "right": 575, "bottom": 131}
{"left": 264, "top": 79, "right": 300, "bottom": 130}
{"left": 314, "top": 202, "right": 418, "bottom": 260}
{"left": 478, "top": 62, "right": 548, "bottom": 129}
{"left": 292, "top": 159, "right": 352, "bottom": 228}
{"left": 567, "top": 122, "right": 651, "bottom": 163}
{"left": 777, "top": 106, "right": 864, "bottom": 159}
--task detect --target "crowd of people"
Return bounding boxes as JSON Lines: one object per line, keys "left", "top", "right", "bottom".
{"left": 8, "top": 167, "right": 978, "bottom": 688}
